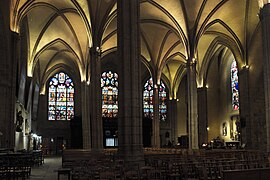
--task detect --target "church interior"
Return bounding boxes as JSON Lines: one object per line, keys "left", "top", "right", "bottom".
{"left": 1, "top": 0, "right": 270, "bottom": 179}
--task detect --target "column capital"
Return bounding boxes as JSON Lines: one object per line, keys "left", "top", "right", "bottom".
{"left": 258, "top": 0, "right": 270, "bottom": 9}
{"left": 259, "top": 3, "right": 270, "bottom": 20}
{"left": 239, "top": 65, "right": 250, "bottom": 76}
{"left": 89, "top": 46, "right": 102, "bottom": 57}
{"left": 186, "top": 57, "right": 197, "bottom": 68}
{"left": 197, "top": 86, "right": 208, "bottom": 91}
{"left": 81, "top": 80, "right": 90, "bottom": 87}
{"left": 169, "top": 98, "right": 178, "bottom": 103}
{"left": 154, "top": 83, "right": 159, "bottom": 89}
{"left": 11, "top": 31, "right": 20, "bottom": 39}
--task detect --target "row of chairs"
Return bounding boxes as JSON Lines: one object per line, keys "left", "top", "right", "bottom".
{"left": 145, "top": 152, "right": 270, "bottom": 179}
{"left": 70, "top": 160, "right": 162, "bottom": 179}
{"left": 62, "top": 149, "right": 270, "bottom": 180}
{"left": 0, "top": 151, "right": 44, "bottom": 179}
{"left": 31, "top": 150, "right": 44, "bottom": 166}
{"left": 0, "top": 155, "right": 32, "bottom": 180}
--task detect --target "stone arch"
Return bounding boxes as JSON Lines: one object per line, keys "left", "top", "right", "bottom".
{"left": 198, "top": 36, "right": 244, "bottom": 87}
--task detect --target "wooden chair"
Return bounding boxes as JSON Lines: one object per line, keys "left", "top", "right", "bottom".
{"left": 124, "top": 170, "right": 140, "bottom": 180}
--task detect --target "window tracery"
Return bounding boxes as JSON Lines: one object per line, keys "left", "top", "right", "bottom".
{"left": 143, "top": 78, "right": 167, "bottom": 121}
{"left": 101, "top": 71, "right": 118, "bottom": 118}
{"left": 48, "top": 72, "right": 74, "bottom": 120}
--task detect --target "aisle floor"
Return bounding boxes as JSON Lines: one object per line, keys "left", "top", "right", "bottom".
{"left": 29, "top": 156, "right": 69, "bottom": 180}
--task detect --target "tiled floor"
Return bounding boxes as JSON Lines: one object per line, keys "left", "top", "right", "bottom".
{"left": 29, "top": 156, "right": 69, "bottom": 180}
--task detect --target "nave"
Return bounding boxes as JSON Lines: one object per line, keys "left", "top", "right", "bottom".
{"left": 29, "top": 156, "right": 62, "bottom": 180}
{"left": 2, "top": 1, "right": 270, "bottom": 179}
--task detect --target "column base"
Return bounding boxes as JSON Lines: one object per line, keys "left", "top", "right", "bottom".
{"left": 118, "top": 144, "right": 144, "bottom": 168}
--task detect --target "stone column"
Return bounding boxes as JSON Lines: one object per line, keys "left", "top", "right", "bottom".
{"left": 81, "top": 81, "right": 91, "bottom": 149}
{"left": 117, "top": 0, "right": 144, "bottom": 166}
{"left": 152, "top": 83, "right": 160, "bottom": 147}
{"left": 89, "top": 47, "right": 103, "bottom": 151}
{"left": 260, "top": 4, "right": 270, "bottom": 152}
{"left": 197, "top": 87, "right": 208, "bottom": 146}
{"left": 170, "top": 99, "right": 178, "bottom": 145}
{"left": 238, "top": 67, "right": 250, "bottom": 148}
{"left": 5, "top": 31, "right": 18, "bottom": 149}
{"left": 187, "top": 60, "right": 199, "bottom": 149}
{"left": 0, "top": 41, "right": 17, "bottom": 148}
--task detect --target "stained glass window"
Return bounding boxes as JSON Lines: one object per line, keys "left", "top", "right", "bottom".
{"left": 231, "top": 60, "right": 239, "bottom": 110}
{"left": 101, "top": 71, "right": 118, "bottom": 118}
{"left": 159, "top": 81, "right": 167, "bottom": 121}
{"left": 48, "top": 72, "right": 74, "bottom": 121}
{"left": 143, "top": 78, "right": 154, "bottom": 118}
{"left": 143, "top": 78, "right": 167, "bottom": 121}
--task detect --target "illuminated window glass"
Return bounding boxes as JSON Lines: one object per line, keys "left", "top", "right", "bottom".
{"left": 143, "top": 78, "right": 167, "bottom": 121}
{"left": 48, "top": 72, "right": 74, "bottom": 121}
{"left": 159, "top": 81, "right": 167, "bottom": 121}
{"left": 143, "top": 78, "right": 154, "bottom": 119}
{"left": 231, "top": 60, "right": 239, "bottom": 110}
{"left": 101, "top": 71, "right": 118, "bottom": 118}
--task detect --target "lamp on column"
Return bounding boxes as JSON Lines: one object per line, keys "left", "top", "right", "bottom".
{"left": 90, "top": 46, "right": 102, "bottom": 57}
{"left": 96, "top": 46, "right": 102, "bottom": 56}
{"left": 242, "top": 65, "right": 250, "bottom": 70}
{"left": 187, "top": 57, "right": 197, "bottom": 66}
{"left": 191, "top": 57, "right": 196, "bottom": 64}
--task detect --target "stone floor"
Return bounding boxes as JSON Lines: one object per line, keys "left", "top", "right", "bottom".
{"left": 29, "top": 156, "right": 69, "bottom": 180}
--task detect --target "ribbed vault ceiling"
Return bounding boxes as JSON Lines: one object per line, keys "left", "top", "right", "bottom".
{"left": 10, "top": 0, "right": 260, "bottom": 96}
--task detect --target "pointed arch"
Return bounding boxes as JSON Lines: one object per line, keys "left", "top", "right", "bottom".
{"left": 48, "top": 71, "right": 74, "bottom": 121}
{"left": 143, "top": 77, "right": 168, "bottom": 122}
{"left": 198, "top": 35, "right": 244, "bottom": 87}
{"left": 101, "top": 71, "right": 118, "bottom": 118}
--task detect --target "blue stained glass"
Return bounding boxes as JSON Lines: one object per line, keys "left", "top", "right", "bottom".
{"left": 101, "top": 71, "right": 118, "bottom": 118}
{"left": 231, "top": 60, "right": 239, "bottom": 110}
{"left": 51, "top": 78, "right": 58, "bottom": 85}
{"left": 48, "top": 72, "right": 74, "bottom": 121}
{"left": 235, "top": 82, "right": 239, "bottom": 91}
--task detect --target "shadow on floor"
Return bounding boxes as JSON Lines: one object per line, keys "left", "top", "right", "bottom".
{"left": 29, "top": 156, "right": 68, "bottom": 180}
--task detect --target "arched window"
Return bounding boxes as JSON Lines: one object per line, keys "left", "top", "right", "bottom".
{"left": 143, "top": 78, "right": 167, "bottom": 121}
{"left": 231, "top": 60, "right": 239, "bottom": 110}
{"left": 101, "top": 71, "right": 118, "bottom": 118}
{"left": 143, "top": 78, "right": 154, "bottom": 118}
{"left": 48, "top": 72, "right": 74, "bottom": 121}
{"left": 159, "top": 81, "right": 167, "bottom": 121}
